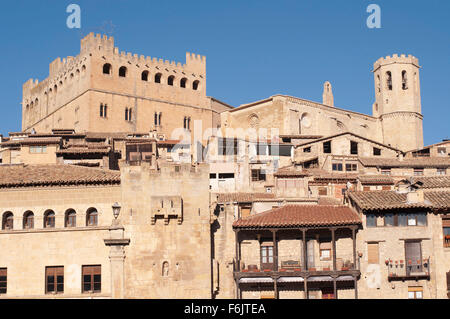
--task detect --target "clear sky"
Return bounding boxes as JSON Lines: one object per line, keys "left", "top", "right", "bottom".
{"left": 0, "top": 0, "right": 448, "bottom": 145}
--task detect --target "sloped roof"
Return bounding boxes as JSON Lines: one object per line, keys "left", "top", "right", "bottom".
{"left": 410, "top": 176, "right": 450, "bottom": 189}
{"left": 233, "top": 205, "right": 361, "bottom": 229}
{"left": 216, "top": 192, "right": 275, "bottom": 203}
{"left": 359, "top": 157, "right": 450, "bottom": 168}
{"left": 0, "top": 164, "right": 120, "bottom": 188}
{"left": 348, "top": 190, "right": 450, "bottom": 211}
{"left": 358, "top": 175, "right": 394, "bottom": 185}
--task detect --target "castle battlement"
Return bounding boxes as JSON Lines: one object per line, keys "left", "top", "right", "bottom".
{"left": 23, "top": 32, "right": 206, "bottom": 96}
{"left": 373, "top": 54, "right": 420, "bottom": 71}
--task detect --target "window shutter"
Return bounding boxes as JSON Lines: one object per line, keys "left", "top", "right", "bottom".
{"left": 367, "top": 243, "right": 379, "bottom": 264}
{"left": 241, "top": 207, "right": 251, "bottom": 219}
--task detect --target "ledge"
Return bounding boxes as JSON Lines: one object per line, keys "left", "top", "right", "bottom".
{"left": 0, "top": 226, "right": 110, "bottom": 235}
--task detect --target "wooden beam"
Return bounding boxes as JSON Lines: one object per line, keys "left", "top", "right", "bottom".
{"left": 354, "top": 276, "right": 358, "bottom": 299}
{"left": 235, "top": 230, "right": 240, "bottom": 272}
{"left": 272, "top": 230, "right": 278, "bottom": 271}
{"left": 302, "top": 229, "right": 307, "bottom": 271}
{"left": 352, "top": 227, "right": 357, "bottom": 270}
{"left": 331, "top": 228, "right": 337, "bottom": 271}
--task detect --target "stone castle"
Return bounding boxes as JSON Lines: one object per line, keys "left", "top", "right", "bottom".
{"left": 0, "top": 33, "right": 448, "bottom": 300}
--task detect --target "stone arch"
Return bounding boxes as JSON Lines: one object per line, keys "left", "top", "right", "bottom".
{"left": 103, "top": 63, "right": 112, "bottom": 75}
{"left": 162, "top": 261, "right": 169, "bottom": 277}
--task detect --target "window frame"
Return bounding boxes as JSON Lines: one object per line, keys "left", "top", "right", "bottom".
{"left": 0, "top": 268, "right": 6, "bottom": 294}
{"left": 82, "top": 265, "right": 102, "bottom": 294}
{"left": 45, "top": 266, "right": 64, "bottom": 294}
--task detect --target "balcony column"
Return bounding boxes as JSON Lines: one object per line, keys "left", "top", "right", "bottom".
{"left": 333, "top": 277, "right": 337, "bottom": 299}
{"left": 302, "top": 229, "right": 307, "bottom": 271}
{"left": 331, "top": 228, "right": 337, "bottom": 271}
{"left": 274, "top": 279, "right": 278, "bottom": 299}
{"left": 272, "top": 230, "right": 278, "bottom": 271}
{"left": 352, "top": 227, "right": 357, "bottom": 269}
{"left": 354, "top": 276, "right": 358, "bottom": 299}
{"left": 235, "top": 230, "right": 241, "bottom": 272}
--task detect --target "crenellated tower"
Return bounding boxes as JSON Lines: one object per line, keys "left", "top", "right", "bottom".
{"left": 372, "top": 54, "right": 423, "bottom": 152}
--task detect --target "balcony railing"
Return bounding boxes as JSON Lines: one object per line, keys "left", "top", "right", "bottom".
{"left": 386, "top": 258, "right": 430, "bottom": 281}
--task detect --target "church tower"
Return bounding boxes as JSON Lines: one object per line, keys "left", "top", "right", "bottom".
{"left": 372, "top": 54, "right": 423, "bottom": 152}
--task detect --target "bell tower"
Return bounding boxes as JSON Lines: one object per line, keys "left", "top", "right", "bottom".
{"left": 372, "top": 54, "right": 423, "bottom": 152}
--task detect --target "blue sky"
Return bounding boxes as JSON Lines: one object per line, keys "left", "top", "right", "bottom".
{"left": 0, "top": 0, "right": 448, "bottom": 145}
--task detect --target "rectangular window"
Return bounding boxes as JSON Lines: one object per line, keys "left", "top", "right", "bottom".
{"left": 414, "top": 168, "right": 424, "bottom": 176}
{"left": 46, "top": 266, "right": 64, "bottom": 294}
{"left": 373, "top": 147, "right": 381, "bottom": 156}
{"left": 209, "top": 173, "right": 217, "bottom": 179}
{"left": 30, "top": 146, "right": 47, "bottom": 154}
{"left": 350, "top": 141, "right": 358, "bottom": 155}
{"left": 323, "top": 141, "right": 331, "bottom": 154}
{"left": 408, "top": 287, "right": 423, "bottom": 299}
{"left": 437, "top": 147, "right": 446, "bottom": 155}
{"left": 398, "top": 213, "right": 408, "bottom": 227}
{"left": 303, "top": 147, "right": 311, "bottom": 153}
{"left": 256, "top": 144, "right": 268, "bottom": 156}
{"left": 443, "top": 224, "right": 450, "bottom": 247}
{"left": 407, "top": 213, "right": 427, "bottom": 226}
{"left": 366, "top": 214, "right": 377, "bottom": 228}
{"left": 367, "top": 243, "right": 379, "bottom": 264}
{"left": 251, "top": 169, "right": 266, "bottom": 182}
{"left": 332, "top": 163, "right": 343, "bottom": 171}
{"left": 82, "top": 265, "right": 101, "bottom": 293}
{"left": 437, "top": 169, "right": 446, "bottom": 176}
{"left": 384, "top": 214, "right": 395, "bottom": 226}
{"left": 218, "top": 138, "right": 238, "bottom": 156}
{"left": 218, "top": 173, "right": 234, "bottom": 179}
{"left": 346, "top": 163, "right": 358, "bottom": 172}
{"left": 318, "top": 187, "right": 328, "bottom": 196}
{"left": 0, "top": 268, "right": 6, "bottom": 294}
{"left": 260, "top": 245, "right": 274, "bottom": 270}
{"left": 319, "top": 242, "right": 331, "bottom": 261}
{"left": 241, "top": 206, "right": 251, "bottom": 219}
{"left": 381, "top": 168, "right": 391, "bottom": 175}
{"left": 363, "top": 186, "right": 371, "bottom": 191}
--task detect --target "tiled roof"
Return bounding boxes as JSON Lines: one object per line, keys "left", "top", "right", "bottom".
{"left": 358, "top": 175, "right": 394, "bottom": 185}
{"left": 306, "top": 168, "right": 358, "bottom": 182}
{"left": 216, "top": 192, "right": 275, "bottom": 203}
{"left": 348, "top": 190, "right": 450, "bottom": 211}
{"left": 56, "top": 148, "right": 111, "bottom": 155}
{"left": 0, "top": 164, "right": 120, "bottom": 188}
{"left": 359, "top": 157, "right": 450, "bottom": 168}
{"left": 0, "top": 137, "right": 61, "bottom": 147}
{"left": 410, "top": 176, "right": 450, "bottom": 189}
{"left": 274, "top": 166, "right": 310, "bottom": 177}
{"left": 233, "top": 205, "right": 361, "bottom": 229}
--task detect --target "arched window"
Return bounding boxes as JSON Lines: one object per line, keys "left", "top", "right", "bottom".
{"left": 192, "top": 80, "right": 200, "bottom": 91}
{"left": 386, "top": 71, "right": 392, "bottom": 90}
{"left": 167, "top": 75, "right": 175, "bottom": 86}
{"left": 402, "top": 70, "right": 408, "bottom": 90}
{"left": 119, "top": 66, "right": 127, "bottom": 77}
{"left": 65, "top": 209, "right": 76, "bottom": 228}
{"left": 103, "top": 63, "right": 112, "bottom": 75}
{"left": 141, "top": 71, "right": 149, "bottom": 81}
{"left": 23, "top": 211, "right": 34, "bottom": 229}
{"left": 44, "top": 210, "right": 55, "bottom": 228}
{"left": 2, "top": 212, "right": 13, "bottom": 230}
{"left": 155, "top": 73, "right": 162, "bottom": 83}
{"left": 86, "top": 208, "right": 98, "bottom": 227}
{"left": 100, "top": 104, "right": 107, "bottom": 118}
{"left": 125, "top": 108, "right": 128, "bottom": 121}
{"left": 180, "top": 78, "right": 187, "bottom": 88}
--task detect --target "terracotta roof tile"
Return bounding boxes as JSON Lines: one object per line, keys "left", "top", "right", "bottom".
{"left": 358, "top": 175, "right": 394, "bottom": 185}
{"left": 274, "top": 166, "right": 310, "bottom": 177}
{"left": 56, "top": 148, "right": 111, "bottom": 155}
{"left": 0, "top": 137, "right": 61, "bottom": 147}
{"left": 348, "top": 190, "right": 450, "bottom": 211}
{"left": 216, "top": 192, "right": 275, "bottom": 203}
{"left": 410, "top": 176, "right": 450, "bottom": 189}
{"left": 0, "top": 164, "right": 120, "bottom": 188}
{"left": 233, "top": 205, "right": 361, "bottom": 229}
{"left": 359, "top": 157, "right": 450, "bottom": 168}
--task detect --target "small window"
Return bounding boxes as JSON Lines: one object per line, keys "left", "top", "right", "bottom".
{"left": 381, "top": 168, "right": 391, "bottom": 175}
{"left": 2, "top": 212, "right": 13, "bottom": 230}
{"left": 86, "top": 208, "right": 98, "bottom": 227}
{"left": 366, "top": 214, "right": 377, "bottom": 228}
{"left": 209, "top": 173, "right": 217, "bottom": 179}
{"left": 398, "top": 213, "right": 408, "bottom": 227}
{"left": 44, "top": 210, "right": 55, "bottom": 228}
{"left": 384, "top": 214, "right": 395, "bottom": 227}
{"left": 82, "top": 265, "right": 101, "bottom": 293}
{"left": 251, "top": 169, "right": 266, "bottom": 182}
{"left": 192, "top": 80, "right": 200, "bottom": 91}
{"left": 444, "top": 225, "right": 450, "bottom": 247}
{"left": 319, "top": 242, "right": 331, "bottom": 261}
{"left": 65, "top": 209, "right": 76, "bottom": 228}
{"left": 414, "top": 168, "right": 424, "bottom": 176}
{"left": 102, "top": 63, "right": 112, "bottom": 75}
{"left": 437, "top": 147, "right": 446, "bottom": 155}
{"left": 318, "top": 187, "right": 328, "bottom": 196}
{"left": 46, "top": 266, "right": 64, "bottom": 294}
{"left": 373, "top": 147, "right": 381, "bottom": 156}
{"left": 402, "top": 71, "right": 408, "bottom": 90}
{"left": 408, "top": 287, "right": 423, "bottom": 299}
{"left": 323, "top": 141, "right": 331, "bottom": 154}
{"left": 155, "top": 73, "right": 162, "bottom": 83}
{"left": 180, "top": 78, "right": 187, "bottom": 88}
{"left": 345, "top": 163, "right": 357, "bottom": 172}
{"left": 386, "top": 71, "right": 392, "bottom": 90}
{"left": 0, "top": 268, "right": 6, "bottom": 294}
{"left": 141, "top": 70, "right": 149, "bottom": 81}
{"left": 100, "top": 104, "right": 107, "bottom": 118}
{"left": 332, "top": 163, "right": 343, "bottom": 171}
{"left": 23, "top": 211, "right": 34, "bottom": 229}
{"left": 167, "top": 75, "right": 175, "bottom": 86}
{"left": 119, "top": 66, "right": 127, "bottom": 77}
{"left": 218, "top": 173, "right": 234, "bottom": 179}
{"left": 437, "top": 168, "right": 446, "bottom": 176}
{"left": 303, "top": 147, "right": 311, "bottom": 153}
{"left": 350, "top": 141, "right": 358, "bottom": 155}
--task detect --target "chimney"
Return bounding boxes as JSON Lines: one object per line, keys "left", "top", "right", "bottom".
{"left": 322, "top": 81, "right": 334, "bottom": 107}
{"left": 407, "top": 189, "right": 424, "bottom": 204}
